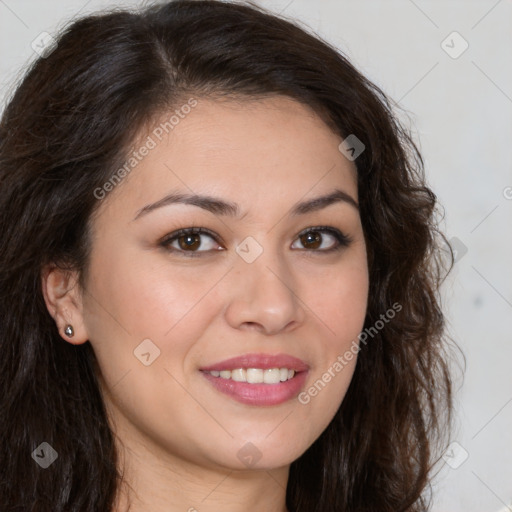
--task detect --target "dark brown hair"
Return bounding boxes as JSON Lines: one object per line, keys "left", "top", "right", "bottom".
{"left": 0, "top": 1, "right": 459, "bottom": 510}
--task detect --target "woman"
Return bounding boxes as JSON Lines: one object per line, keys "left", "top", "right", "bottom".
{"left": 0, "top": 1, "right": 458, "bottom": 510}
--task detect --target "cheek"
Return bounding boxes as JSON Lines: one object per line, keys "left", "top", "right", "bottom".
{"left": 300, "top": 252, "right": 369, "bottom": 345}
{"left": 87, "top": 244, "right": 225, "bottom": 335}
{"left": 82, "top": 245, "right": 229, "bottom": 390}
{"left": 295, "top": 255, "right": 368, "bottom": 424}
{"left": 81, "top": 249, "right": 226, "bottom": 451}
{"left": 321, "top": 273, "right": 368, "bottom": 333}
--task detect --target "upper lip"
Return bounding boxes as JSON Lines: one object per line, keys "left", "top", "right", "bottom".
{"left": 199, "top": 353, "right": 309, "bottom": 372}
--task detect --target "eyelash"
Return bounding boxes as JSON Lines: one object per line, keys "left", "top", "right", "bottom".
{"left": 159, "top": 225, "right": 352, "bottom": 258}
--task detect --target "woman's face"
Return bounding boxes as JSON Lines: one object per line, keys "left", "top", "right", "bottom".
{"left": 77, "top": 96, "right": 368, "bottom": 471}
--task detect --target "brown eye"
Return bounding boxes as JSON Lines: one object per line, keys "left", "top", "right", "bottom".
{"left": 299, "top": 231, "right": 322, "bottom": 249}
{"left": 161, "top": 228, "right": 222, "bottom": 256}
{"left": 161, "top": 226, "right": 350, "bottom": 257}
{"left": 291, "top": 227, "right": 351, "bottom": 252}
{"left": 178, "top": 233, "right": 201, "bottom": 251}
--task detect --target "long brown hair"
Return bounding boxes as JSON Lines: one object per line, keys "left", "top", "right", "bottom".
{"left": 0, "top": 1, "right": 459, "bottom": 510}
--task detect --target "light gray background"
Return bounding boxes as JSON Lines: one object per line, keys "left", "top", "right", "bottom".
{"left": 1, "top": 1, "right": 511, "bottom": 510}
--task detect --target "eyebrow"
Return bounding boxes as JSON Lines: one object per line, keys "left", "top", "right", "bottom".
{"left": 133, "top": 188, "right": 359, "bottom": 221}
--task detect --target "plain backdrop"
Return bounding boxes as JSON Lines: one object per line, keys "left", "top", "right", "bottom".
{"left": 1, "top": 1, "right": 511, "bottom": 511}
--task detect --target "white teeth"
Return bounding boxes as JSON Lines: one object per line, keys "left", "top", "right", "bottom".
{"left": 246, "top": 368, "right": 263, "bottom": 384}
{"left": 207, "top": 367, "right": 296, "bottom": 383}
{"left": 231, "top": 368, "right": 246, "bottom": 382}
{"left": 263, "top": 368, "right": 281, "bottom": 384}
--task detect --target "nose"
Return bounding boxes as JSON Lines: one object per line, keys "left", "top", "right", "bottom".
{"left": 224, "top": 249, "right": 306, "bottom": 335}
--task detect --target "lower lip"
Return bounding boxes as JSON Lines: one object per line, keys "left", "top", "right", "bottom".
{"left": 201, "top": 371, "right": 308, "bottom": 406}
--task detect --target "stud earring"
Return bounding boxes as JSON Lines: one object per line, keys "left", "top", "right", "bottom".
{"left": 64, "top": 325, "right": 74, "bottom": 338}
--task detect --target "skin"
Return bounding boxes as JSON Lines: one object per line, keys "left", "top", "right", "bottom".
{"left": 42, "top": 96, "right": 369, "bottom": 512}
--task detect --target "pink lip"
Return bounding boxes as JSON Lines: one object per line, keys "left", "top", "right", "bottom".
{"left": 199, "top": 353, "right": 309, "bottom": 372}
{"left": 201, "top": 371, "right": 309, "bottom": 406}
{"left": 199, "top": 353, "right": 310, "bottom": 406}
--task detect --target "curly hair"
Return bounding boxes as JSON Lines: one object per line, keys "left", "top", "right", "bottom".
{"left": 0, "top": 1, "right": 458, "bottom": 510}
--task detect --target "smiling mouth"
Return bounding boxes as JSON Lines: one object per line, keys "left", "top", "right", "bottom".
{"left": 199, "top": 353, "right": 309, "bottom": 405}
{"left": 201, "top": 368, "right": 308, "bottom": 406}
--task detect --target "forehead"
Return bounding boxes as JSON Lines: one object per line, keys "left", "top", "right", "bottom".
{"left": 96, "top": 96, "right": 358, "bottom": 220}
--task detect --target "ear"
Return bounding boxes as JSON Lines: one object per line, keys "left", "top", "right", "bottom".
{"left": 41, "top": 264, "right": 89, "bottom": 345}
